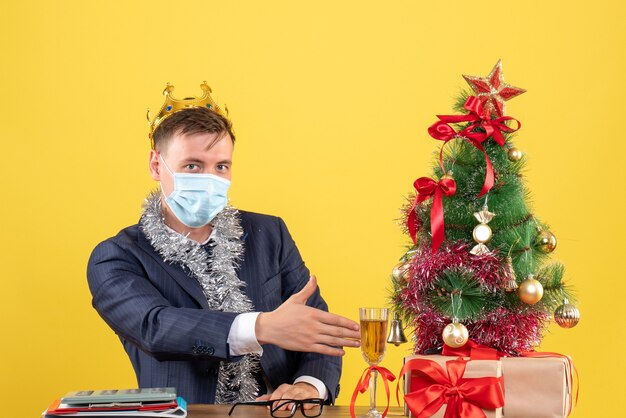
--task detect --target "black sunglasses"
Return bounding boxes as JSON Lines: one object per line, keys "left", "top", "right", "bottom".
{"left": 228, "top": 398, "right": 324, "bottom": 417}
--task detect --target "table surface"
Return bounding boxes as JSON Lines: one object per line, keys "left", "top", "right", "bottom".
{"left": 187, "top": 405, "right": 405, "bottom": 417}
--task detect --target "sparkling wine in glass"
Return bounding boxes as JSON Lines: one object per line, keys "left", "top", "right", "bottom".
{"left": 359, "top": 308, "right": 389, "bottom": 418}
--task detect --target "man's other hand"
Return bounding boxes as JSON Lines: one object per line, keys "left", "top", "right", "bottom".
{"left": 255, "top": 275, "right": 360, "bottom": 356}
{"left": 256, "top": 382, "right": 321, "bottom": 411}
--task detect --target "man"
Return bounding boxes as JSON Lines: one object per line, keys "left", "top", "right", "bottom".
{"left": 87, "top": 82, "right": 360, "bottom": 405}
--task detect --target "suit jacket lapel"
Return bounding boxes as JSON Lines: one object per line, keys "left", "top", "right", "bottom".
{"left": 137, "top": 230, "right": 209, "bottom": 309}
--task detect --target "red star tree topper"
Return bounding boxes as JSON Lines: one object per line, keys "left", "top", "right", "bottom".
{"left": 462, "top": 60, "right": 526, "bottom": 118}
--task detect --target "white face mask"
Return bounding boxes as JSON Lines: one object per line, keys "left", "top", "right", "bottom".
{"left": 160, "top": 155, "right": 230, "bottom": 228}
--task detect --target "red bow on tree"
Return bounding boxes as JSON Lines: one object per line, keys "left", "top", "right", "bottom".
{"left": 399, "top": 357, "right": 505, "bottom": 418}
{"left": 428, "top": 96, "right": 521, "bottom": 197}
{"left": 407, "top": 176, "right": 456, "bottom": 252}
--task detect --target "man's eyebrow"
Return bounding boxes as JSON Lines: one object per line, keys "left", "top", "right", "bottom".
{"left": 180, "top": 158, "right": 205, "bottom": 164}
{"left": 179, "top": 158, "right": 232, "bottom": 165}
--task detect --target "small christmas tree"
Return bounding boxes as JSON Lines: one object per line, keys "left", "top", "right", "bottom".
{"left": 391, "top": 61, "right": 580, "bottom": 355}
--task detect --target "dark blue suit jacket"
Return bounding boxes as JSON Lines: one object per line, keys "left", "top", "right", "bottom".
{"left": 87, "top": 211, "right": 341, "bottom": 404}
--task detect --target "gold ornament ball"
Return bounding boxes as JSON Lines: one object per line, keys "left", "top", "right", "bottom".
{"left": 508, "top": 147, "right": 523, "bottom": 162}
{"left": 442, "top": 322, "right": 469, "bottom": 348}
{"left": 519, "top": 277, "right": 544, "bottom": 305}
{"left": 400, "top": 248, "right": 418, "bottom": 263}
{"left": 441, "top": 173, "right": 455, "bottom": 181}
{"left": 536, "top": 230, "right": 557, "bottom": 253}
{"left": 554, "top": 303, "right": 580, "bottom": 328}
{"left": 392, "top": 262, "right": 410, "bottom": 281}
{"left": 472, "top": 223, "right": 493, "bottom": 244}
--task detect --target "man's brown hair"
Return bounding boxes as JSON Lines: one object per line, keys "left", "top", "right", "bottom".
{"left": 153, "top": 107, "right": 235, "bottom": 153}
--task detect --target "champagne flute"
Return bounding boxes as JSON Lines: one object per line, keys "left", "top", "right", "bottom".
{"left": 359, "top": 307, "right": 389, "bottom": 418}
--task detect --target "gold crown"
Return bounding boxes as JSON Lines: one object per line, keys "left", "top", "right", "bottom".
{"left": 147, "top": 81, "right": 228, "bottom": 145}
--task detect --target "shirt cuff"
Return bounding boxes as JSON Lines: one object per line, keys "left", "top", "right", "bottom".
{"left": 293, "top": 376, "right": 328, "bottom": 400}
{"left": 227, "top": 312, "right": 263, "bottom": 356}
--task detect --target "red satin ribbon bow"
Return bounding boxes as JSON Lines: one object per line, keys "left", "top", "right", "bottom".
{"left": 399, "top": 357, "right": 504, "bottom": 418}
{"left": 428, "top": 96, "right": 521, "bottom": 197}
{"left": 350, "top": 365, "right": 396, "bottom": 418}
{"left": 407, "top": 176, "right": 456, "bottom": 252}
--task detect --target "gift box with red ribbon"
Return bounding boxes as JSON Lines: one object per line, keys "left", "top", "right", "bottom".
{"left": 441, "top": 340, "right": 576, "bottom": 418}
{"left": 402, "top": 350, "right": 575, "bottom": 418}
{"left": 401, "top": 355, "right": 504, "bottom": 418}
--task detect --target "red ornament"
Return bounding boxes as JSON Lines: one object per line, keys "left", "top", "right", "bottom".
{"left": 463, "top": 60, "right": 526, "bottom": 118}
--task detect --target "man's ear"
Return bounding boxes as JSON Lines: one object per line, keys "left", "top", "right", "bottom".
{"left": 149, "top": 149, "right": 160, "bottom": 181}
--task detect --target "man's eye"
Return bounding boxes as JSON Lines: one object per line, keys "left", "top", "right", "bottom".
{"left": 217, "top": 164, "right": 229, "bottom": 171}
{"left": 185, "top": 164, "right": 199, "bottom": 170}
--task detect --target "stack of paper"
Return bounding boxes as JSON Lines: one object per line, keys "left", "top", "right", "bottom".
{"left": 42, "top": 388, "right": 187, "bottom": 417}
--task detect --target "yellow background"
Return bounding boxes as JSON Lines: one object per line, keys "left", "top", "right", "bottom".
{"left": 1, "top": 1, "right": 624, "bottom": 416}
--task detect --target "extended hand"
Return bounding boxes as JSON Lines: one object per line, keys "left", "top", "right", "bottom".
{"left": 255, "top": 275, "right": 360, "bottom": 356}
{"left": 256, "top": 382, "right": 321, "bottom": 411}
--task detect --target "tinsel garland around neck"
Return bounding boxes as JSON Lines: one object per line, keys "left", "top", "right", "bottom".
{"left": 139, "top": 190, "right": 260, "bottom": 404}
